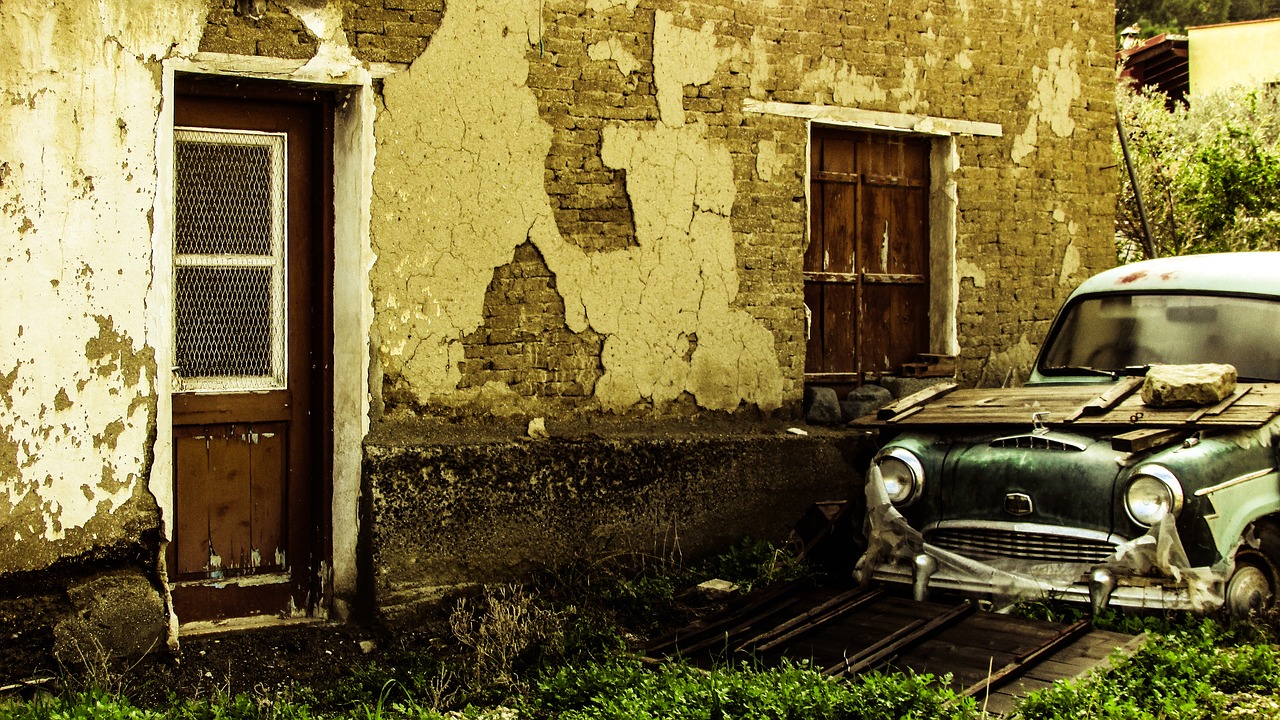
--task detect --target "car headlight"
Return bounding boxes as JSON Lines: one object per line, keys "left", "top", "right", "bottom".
{"left": 875, "top": 447, "right": 925, "bottom": 506}
{"left": 1124, "top": 465, "right": 1184, "bottom": 527}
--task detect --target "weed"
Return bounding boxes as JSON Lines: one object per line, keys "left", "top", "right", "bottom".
{"left": 449, "top": 584, "right": 565, "bottom": 697}
{"left": 695, "top": 537, "right": 808, "bottom": 593}
{"left": 0, "top": 689, "right": 165, "bottom": 720}
{"left": 522, "top": 657, "right": 979, "bottom": 720}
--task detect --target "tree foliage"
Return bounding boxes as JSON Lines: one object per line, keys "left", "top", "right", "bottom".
{"left": 1115, "top": 83, "right": 1280, "bottom": 260}
{"left": 1117, "top": 0, "right": 1280, "bottom": 38}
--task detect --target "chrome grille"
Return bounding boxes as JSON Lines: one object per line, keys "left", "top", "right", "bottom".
{"left": 926, "top": 527, "right": 1118, "bottom": 564}
{"left": 989, "top": 434, "right": 1086, "bottom": 451}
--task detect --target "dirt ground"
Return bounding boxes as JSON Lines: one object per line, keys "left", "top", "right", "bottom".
{"left": 3, "top": 622, "right": 410, "bottom": 707}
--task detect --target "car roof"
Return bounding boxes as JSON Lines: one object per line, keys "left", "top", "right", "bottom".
{"left": 1070, "top": 251, "right": 1280, "bottom": 299}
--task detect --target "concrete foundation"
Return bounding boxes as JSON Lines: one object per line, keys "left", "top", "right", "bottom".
{"left": 361, "top": 422, "right": 871, "bottom": 625}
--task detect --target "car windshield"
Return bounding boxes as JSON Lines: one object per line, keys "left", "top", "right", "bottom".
{"left": 1039, "top": 293, "right": 1280, "bottom": 381}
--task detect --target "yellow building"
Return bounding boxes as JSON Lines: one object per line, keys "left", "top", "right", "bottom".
{"left": 1189, "top": 18, "right": 1280, "bottom": 94}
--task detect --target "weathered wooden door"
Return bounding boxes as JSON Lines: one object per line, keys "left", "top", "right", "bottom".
{"left": 168, "top": 80, "right": 332, "bottom": 623}
{"left": 805, "top": 128, "right": 930, "bottom": 384}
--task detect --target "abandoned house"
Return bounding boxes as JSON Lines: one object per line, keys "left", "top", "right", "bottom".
{"left": 0, "top": 0, "right": 1116, "bottom": 667}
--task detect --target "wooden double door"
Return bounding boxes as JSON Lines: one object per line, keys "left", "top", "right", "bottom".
{"left": 167, "top": 79, "right": 333, "bottom": 623}
{"left": 804, "top": 127, "right": 931, "bottom": 385}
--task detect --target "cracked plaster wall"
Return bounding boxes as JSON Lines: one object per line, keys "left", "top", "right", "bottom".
{"left": 371, "top": 0, "right": 1116, "bottom": 417}
{"left": 371, "top": 0, "right": 787, "bottom": 417}
{"left": 0, "top": 0, "right": 206, "bottom": 574}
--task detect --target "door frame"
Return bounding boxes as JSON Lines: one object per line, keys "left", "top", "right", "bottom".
{"left": 169, "top": 81, "right": 333, "bottom": 622}
{"left": 150, "top": 56, "right": 377, "bottom": 634}
{"left": 803, "top": 120, "right": 965, "bottom": 380}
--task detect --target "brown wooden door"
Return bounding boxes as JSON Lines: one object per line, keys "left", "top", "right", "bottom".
{"left": 168, "top": 82, "right": 332, "bottom": 623}
{"left": 805, "top": 128, "right": 930, "bottom": 384}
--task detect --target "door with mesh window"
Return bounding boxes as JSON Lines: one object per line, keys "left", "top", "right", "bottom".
{"left": 168, "top": 82, "right": 331, "bottom": 623}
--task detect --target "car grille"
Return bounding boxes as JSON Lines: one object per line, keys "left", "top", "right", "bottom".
{"left": 988, "top": 434, "right": 1086, "bottom": 451}
{"left": 926, "top": 527, "right": 1119, "bottom": 564}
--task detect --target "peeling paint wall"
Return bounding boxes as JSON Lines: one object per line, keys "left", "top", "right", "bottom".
{"left": 370, "top": 0, "right": 1115, "bottom": 417}
{"left": 0, "top": 0, "right": 205, "bottom": 574}
{"left": 370, "top": 0, "right": 789, "bottom": 417}
{"left": 1, "top": 0, "right": 1115, "bottom": 650}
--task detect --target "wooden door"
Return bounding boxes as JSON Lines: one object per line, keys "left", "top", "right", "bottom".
{"left": 805, "top": 128, "right": 930, "bottom": 384}
{"left": 167, "top": 80, "right": 333, "bottom": 623}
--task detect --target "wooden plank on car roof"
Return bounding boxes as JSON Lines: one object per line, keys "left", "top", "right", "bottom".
{"left": 875, "top": 381, "right": 959, "bottom": 419}
{"left": 1183, "top": 386, "right": 1250, "bottom": 423}
{"left": 1100, "top": 387, "right": 1279, "bottom": 427}
{"left": 865, "top": 386, "right": 1104, "bottom": 426}
{"left": 1064, "top": 377, "right": 1145, "bottom": 422}
{"left": 1112, "top": 428, "right": 1186, "bottom": 453}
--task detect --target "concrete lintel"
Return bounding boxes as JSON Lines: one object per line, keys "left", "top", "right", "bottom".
{"left": 744, "top": 98, "right": 1003, "bottom": 138}
{"left": 173, "top": 53, "right": 403, "bottom": 82}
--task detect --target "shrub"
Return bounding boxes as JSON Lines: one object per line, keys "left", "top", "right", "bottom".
{"left": 523, "top": 658, "right": 979, "bottom": 720}
{"left": 1115, "top": 82, "right": 1280, "bottom": 260}
{"left": 1012, "top": 618, "right": 1280, "bottom": 720}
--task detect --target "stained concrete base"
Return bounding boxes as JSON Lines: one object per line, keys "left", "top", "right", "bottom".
{"left": 1, "top": 561, "right": 168, "bottom": 684}
{"left": 361, "top": 421, "right": 871, "bottom": 626}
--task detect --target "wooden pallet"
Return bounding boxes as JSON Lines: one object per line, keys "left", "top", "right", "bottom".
{"left": 643, "top": 584, "right": 1144, "bottom": 716}
{"left": 855, "top": 382, "right": 1280, "bottom": 431}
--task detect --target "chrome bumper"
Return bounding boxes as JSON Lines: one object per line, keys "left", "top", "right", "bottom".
{"left": 869, "top": 557, "right": 1199, "bottom": 611}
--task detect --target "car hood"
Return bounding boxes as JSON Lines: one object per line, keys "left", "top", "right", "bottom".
{"left": 937, "top": 430, "right": 1126, "bottom": 534}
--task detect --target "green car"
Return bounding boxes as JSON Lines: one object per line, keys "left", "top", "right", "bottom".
{"left": 858, "top": 252, "right": 1280, "bottom": 617}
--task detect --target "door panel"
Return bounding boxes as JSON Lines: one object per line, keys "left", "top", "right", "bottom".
{"left": 168, "top": 82, "right": 331, "bottom": 624}
{"left": 804, "top": 128, "right": 930, "bottom": 384}
{"left": 171, "top": 424, "right": 286, "bottom": 580}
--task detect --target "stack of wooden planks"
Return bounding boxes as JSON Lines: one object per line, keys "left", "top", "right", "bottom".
{"left": 854, "top": 381, "right": 1280, "bottom": 431}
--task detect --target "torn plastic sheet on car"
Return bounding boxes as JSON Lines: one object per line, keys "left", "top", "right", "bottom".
{"left": 854, "top": 466, "right": 1229, "bottom": 612}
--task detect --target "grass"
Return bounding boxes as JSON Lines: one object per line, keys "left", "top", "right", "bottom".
{"left": 1011, "top": 615, "right": 1280, "bottom": 720}
{"left": 4, "top": 539, "right": 1280, "bottom": 720}
{"left": 524, "top": 658, "right": 978, "bottom": 720}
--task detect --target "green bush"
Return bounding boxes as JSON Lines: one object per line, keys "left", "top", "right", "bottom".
{"left": 0, "top": 692, "right": 164, "bottom": 720}
{"left": 523, "top": 658, "right": 978, "bottom": 720}
{"left": 1012, "top": 619, "right": 1280, "bottom": 720}
{"left": 1116, "top": 83, "right": 1280, "bottom": 260}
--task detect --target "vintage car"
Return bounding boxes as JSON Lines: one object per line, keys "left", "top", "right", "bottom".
{"left": 855, "top": 252, "right": 1280, "bottom": 616}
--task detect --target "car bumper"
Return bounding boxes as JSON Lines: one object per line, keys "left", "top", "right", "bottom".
{"left": 868, "top": 558, "right": 1203, "bottom": 611}
{"left": 858, "top": 466, "right": 1228, "bottom": 613}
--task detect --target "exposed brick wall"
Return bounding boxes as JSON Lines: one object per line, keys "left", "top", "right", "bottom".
{"left": 530, "top": 6, "right": 654, "bottom": 251}
{"left": 200, "top": 1, "right": 318, "bottom": 58}
{"left": 730, "top": 114, "right": 810, "bottom": 400}
{"left": 344, "top": 0, "right": 445, "bottom": 64}
{"left": 199, "top": 0, "right": 444, "bottom": 65}
{"left": 520, "top": 1, "right": 815, "bottom": 407}
{"left": 458, "top": 242, "right": 605, "bottom": 406}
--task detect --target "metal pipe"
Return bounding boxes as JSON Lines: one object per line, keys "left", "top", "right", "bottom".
{"left": 1116, "top": 109, "right": 1158, "bottom": 259}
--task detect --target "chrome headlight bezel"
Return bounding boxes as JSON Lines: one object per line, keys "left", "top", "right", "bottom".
{"left": 874, "top": 447, "right": 926, "bottom": 507}
{"left": 1124, "top": 464, "right": 1185, "bottom": 528}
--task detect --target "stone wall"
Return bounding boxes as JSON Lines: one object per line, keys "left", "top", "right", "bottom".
{"left": 362, "top": 423, "right": 869, "bottom": 625}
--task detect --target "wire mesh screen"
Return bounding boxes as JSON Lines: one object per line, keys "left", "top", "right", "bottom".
{"left": 176, "top": 141, "right": 274, "bottom": 255}
{"left": 173, "top": 129, "right": 287, "bottom": 391}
